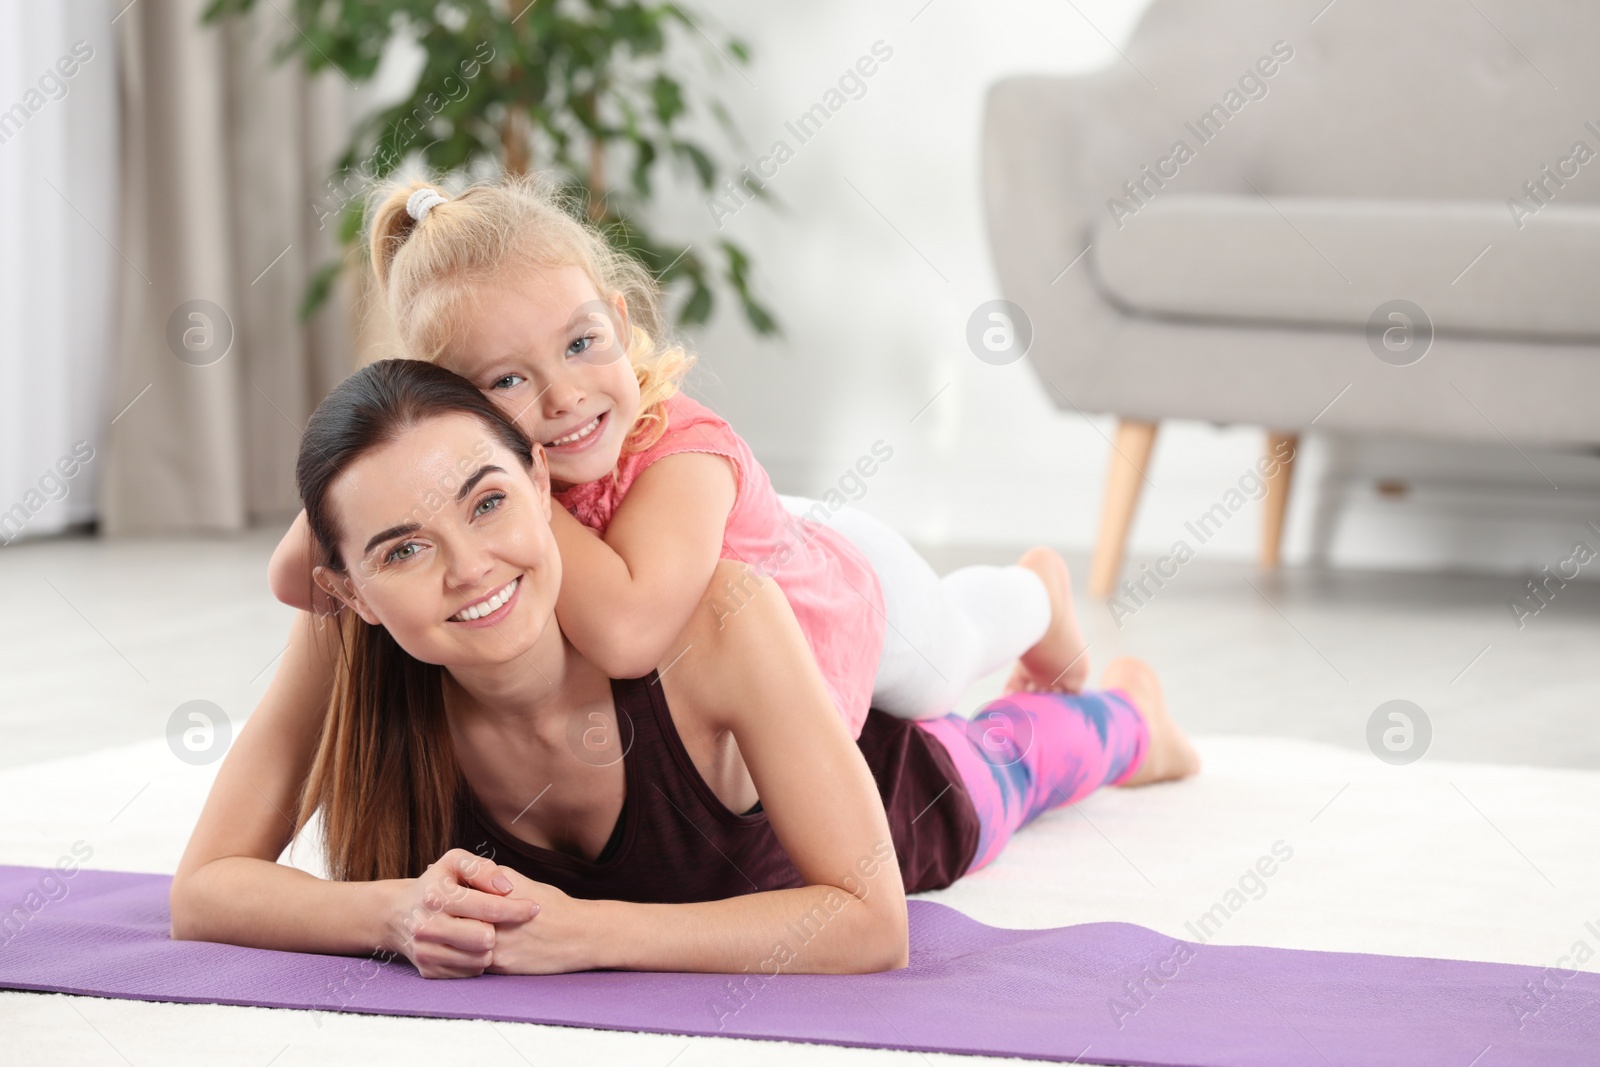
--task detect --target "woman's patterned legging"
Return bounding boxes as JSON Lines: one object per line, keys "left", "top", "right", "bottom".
{"left": 915, "top": 688, "right": 1150, "bottom": 874}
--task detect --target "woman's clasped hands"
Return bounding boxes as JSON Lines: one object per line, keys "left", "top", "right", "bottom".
{"left": 384, "top": 849, "right": 596, "bottom": 978}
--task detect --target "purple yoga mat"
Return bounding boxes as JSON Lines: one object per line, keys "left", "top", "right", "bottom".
{"left": 0, "top": 865, "right": 1594, "bottom": 1065}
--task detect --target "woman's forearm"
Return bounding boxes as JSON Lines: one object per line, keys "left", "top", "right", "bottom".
{"left": 171, "top": 856, "right": 403, "bottom": 958}
{"left": 590, "top": 882, "right": 909, "bottom": 975}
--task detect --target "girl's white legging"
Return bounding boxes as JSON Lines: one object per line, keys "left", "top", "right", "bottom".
{"left": 778, "top": 495, "right": 1052, "bottom": 720}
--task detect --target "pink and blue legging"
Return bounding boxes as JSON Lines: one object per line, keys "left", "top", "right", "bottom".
{"left": 914, "top": 687, "right": 1150, "bottom": 874}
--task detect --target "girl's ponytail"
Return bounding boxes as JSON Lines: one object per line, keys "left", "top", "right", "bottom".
{"left": 368, "top": 180, "right": 446, "bottom": 295}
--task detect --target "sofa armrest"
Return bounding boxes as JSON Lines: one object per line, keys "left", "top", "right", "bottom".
{"left": 981, "top": 69, "right": 1159, "bottom": 398}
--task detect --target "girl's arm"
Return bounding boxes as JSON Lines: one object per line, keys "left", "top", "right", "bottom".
{"left": 169, "top": 611, "right": 532, "bottom": 976}
{"left": 490, "top": 560, "right": 911, "bottom": 976}
{"left": 266, "top": 511, "right": 340, "bottom": 616}
{"left": 550, "top": 450, "right": 738, "bottom": 679}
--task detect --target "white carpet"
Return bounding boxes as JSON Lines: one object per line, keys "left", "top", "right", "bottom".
{"left": 2, "top": 733, "right": 1596, "bottom": 1066}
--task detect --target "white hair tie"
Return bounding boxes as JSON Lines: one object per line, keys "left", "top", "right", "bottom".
{"left": 406, "top": 187, "right": 448, "bottom": 222}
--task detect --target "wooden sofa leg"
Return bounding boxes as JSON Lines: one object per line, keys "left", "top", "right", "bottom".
{"left": 1261, "top": 431, "right": 1298, "bottom": 569}
{"left": 1088, "top": 418, "right": 1159, "bottom": 598}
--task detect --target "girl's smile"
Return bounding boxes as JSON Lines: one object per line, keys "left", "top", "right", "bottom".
{"left": 542, "top": 409, "right": 609, "bottom": 453}
{"left": 442, "top": 264, "right": 643, "bottom": 490}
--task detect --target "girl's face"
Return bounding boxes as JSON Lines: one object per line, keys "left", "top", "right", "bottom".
{"left": 316, "top": 413, "right": 561, "bottom": 670}
{"left": 441, "top": 263, "right": 642, "bottom": 491}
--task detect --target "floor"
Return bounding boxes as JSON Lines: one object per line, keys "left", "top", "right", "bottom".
{"left": 917, "top": 541, "right": 1600, "bottom": 771}
{"left": 1, "top": 528, "right": 1597, "bottom": 1065}
{"left": 6, "top": 526, "right": 1591, "bottom": 774}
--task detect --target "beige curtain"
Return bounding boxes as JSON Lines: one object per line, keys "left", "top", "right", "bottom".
{"left": 103, "top": 0, "right": 355, "bottom": 534}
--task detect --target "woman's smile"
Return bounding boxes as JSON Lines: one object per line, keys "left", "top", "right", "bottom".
{"left": 449, "top": 575, "right": 523, "bottom": 625}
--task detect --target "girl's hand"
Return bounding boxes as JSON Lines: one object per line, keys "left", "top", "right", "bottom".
{"left": 486, "top": 867, "right": 600, "bottom": 975}
{"left": 267, "top": 510, "right": 342, "bottom": 615}
{"left": 386, "top": 849, "right": 539, "bottom": 979}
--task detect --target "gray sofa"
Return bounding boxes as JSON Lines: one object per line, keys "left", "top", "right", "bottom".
{"left": 981, "top": 0, "right": 1600, "bottom": 595}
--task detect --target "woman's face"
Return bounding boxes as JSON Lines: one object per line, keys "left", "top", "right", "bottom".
{"left": 317, "top": 413, "right": 561, "bottom": 669}
{"left": 441, "top": 262, "right": 642, "bottom": 492}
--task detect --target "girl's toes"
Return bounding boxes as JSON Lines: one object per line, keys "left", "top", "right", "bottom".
{"left": 1000, "top": 663, "right": 1033, "bottom": 696}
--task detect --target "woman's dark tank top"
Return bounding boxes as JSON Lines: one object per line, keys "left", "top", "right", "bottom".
{"left": 451, "top": 670, "right": 980, "bottom": 902}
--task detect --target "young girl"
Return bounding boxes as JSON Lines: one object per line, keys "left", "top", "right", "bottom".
{"left": 268, "top": 175, "right": 1091, "bottom": 739}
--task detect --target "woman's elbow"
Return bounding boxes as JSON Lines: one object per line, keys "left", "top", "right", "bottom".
{"left": 845, "top": 900, "right": 909, "bottom": 974}
{"left": 850, "top": 929, "right": 908, "bottom": 974}
{"left": 875, "top": 911, "right": 911, "bottom": 972}
{"left": 168, "top": 862, "right": 232, "bottom": 943}
{"left": 168, "top": 877, "right": 202, "bottom": 941}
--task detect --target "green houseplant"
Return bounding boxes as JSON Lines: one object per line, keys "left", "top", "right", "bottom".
{"left": 203, "top": 0, "right": 778, "bottom": 334}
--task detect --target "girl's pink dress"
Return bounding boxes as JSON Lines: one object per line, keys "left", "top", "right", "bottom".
{"left": 553, "top": 393, "right": 885, "bottom": 740}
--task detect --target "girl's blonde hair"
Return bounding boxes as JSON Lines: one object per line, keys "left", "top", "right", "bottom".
{"left": 366, "top": 173, "right": 693, "bottom": 453}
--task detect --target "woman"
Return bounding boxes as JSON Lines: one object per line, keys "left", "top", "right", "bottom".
{"left": 170, "top": 360, "right": 1199, "bottom": 979}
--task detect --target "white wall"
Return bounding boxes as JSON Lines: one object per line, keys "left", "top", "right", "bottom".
{"left": 350, "top": 0, "right": 1600, "bottom": 578}
{"left": 643, "top": 0, "right": 1600, "bottom": 578}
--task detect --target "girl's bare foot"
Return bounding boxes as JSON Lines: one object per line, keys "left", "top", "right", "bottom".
{"left": 1004, "top": 547, "right": 1091, "bottom": 694}
{"left": 1100, "top": 657, "right": 1201, "bottom": 786}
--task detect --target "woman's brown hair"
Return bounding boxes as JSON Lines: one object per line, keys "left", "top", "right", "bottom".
{"left": 292, "top": 358, "right": 536, "bottom": 883}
